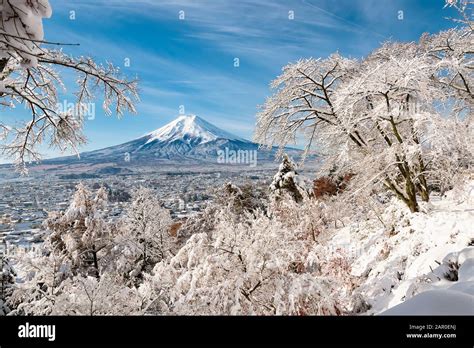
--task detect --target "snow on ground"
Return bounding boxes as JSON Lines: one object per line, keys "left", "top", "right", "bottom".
{"left": 328, "top": 181, "right": 474, "bottom": 315}
{"left": 382, "top": 245, "right": 474, "bottom": 315}
{"left": 381, "top": 289, "right": 473, "bottom": 315}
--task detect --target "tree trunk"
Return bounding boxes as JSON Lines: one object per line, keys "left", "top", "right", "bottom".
{"left": 405, "top": 176, "right": 419, "bottom": 213}
{"left": 91, "top": 245, "right": 100, "bottom": 279}
{"left": 416, "top": 182, "right": 430, "bottom": 202}
{"left": 384, "top": 177, "right": 419, "bottom": 213}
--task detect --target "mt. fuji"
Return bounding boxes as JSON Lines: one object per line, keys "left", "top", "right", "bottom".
{"left": 144, "top": 114, "right": 246, "bottom": 146}
{"left": 44, "top": 115, "right": 301, "bottom": 167}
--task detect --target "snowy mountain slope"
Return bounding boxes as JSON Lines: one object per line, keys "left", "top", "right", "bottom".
{"left": 324, "top": 181, "right": 474, "bottom": 314}
{"left": 43, "top": 114, "right": 301, "bottom": 166}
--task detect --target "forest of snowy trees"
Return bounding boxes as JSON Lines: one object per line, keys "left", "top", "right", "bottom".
{"left": 0, "top": 0, "right": 473, "bottom": 315}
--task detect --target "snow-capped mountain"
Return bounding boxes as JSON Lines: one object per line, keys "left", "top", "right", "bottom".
{"left": 127, "top": 114, "right": 255, "bottom": 158}
{"left": 143, "top": 114, "right": 246, "bottom": 146}
{"left": 45, "top": 114, "right": 300, "bottom": 166}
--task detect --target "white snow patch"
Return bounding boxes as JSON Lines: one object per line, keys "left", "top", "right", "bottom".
{"left": 382, "top": 290, "right": 473, "bottom": 315}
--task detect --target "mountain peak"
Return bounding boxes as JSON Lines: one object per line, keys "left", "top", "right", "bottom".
{"left": 172, "top": 114, "right": 198, "bottom": 124}
{"left": 176, "top": 114, "right": 197, "bottom": 121}
{"left": 144, "top": 114, "right": 246, "bottom": 146}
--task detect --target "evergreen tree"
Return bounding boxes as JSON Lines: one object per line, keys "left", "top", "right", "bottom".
{"left": 269, "top": 154, "right": 306, "bottom": 203}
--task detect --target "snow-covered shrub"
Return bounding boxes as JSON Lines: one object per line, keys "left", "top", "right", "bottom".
{"left": 176, "top": 205, "right": 219, "bottom": 241}
{"left": 313, "top": 176, "right": 338, "bottom": 198}
{"left": 143, "top": 200, "right": 354, "bottom": 315}
{"left": 313, "top": 166, "right": 354, "bottom": 199}
{"left": 51, "top": 274, "right": 148, "bottom": 315}
{"left": 215, "top": 182, "right": 267, "bottom": 218}
{"left": 8, "top": 249, "right": 71, "bottom": 315}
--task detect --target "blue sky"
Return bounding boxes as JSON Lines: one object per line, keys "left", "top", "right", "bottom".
{"left": 4, "top": 0, "right": 459, "bottom": 159}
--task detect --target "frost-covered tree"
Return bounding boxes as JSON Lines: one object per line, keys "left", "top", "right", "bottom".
{"left": 43, "top": 183, "right": 111, "bottom": 278}
{"left": 256, "top": 10, "right": 473, "bottom": 212}
{"left": 269, "top": 154, "right": 307, "bottom": 203}
{"left": 113, "top": 187, "right": 173, "bottom": 285}
{"left": 0, "top": 0, "right": 138, "bottom": 172}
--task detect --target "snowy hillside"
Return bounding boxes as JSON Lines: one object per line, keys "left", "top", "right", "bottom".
{"left": 325, "top": 181, "right": 474, "bottom": 315}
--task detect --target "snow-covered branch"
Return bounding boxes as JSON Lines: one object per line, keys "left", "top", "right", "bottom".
{"left": 0, "top": 0, "right": 139, "bottom": 173}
